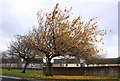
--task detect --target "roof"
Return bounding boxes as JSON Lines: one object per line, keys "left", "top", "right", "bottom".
{"left": 1, "top": 58, "right": 43, "bottom": 64}
{"left": 30, "top": 58, "right": 43, "bottom": 63}
{"left": 54, "top": 58, "right": 120, "bottom": 64}
{"left": 54, "top": 59, "right": 80, "bottom": 64}
{"left": 22, "top": 58, "right": 43, "bottom": 63}
{"left": 87, "top": 58, "right": 120, "bottom": 64}
{"left": 1, "top": 58, "right": 20, "bottom": 63}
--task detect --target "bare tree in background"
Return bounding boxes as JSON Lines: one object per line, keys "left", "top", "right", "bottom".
{"left": 0, "top": 51, "right": 13, "bottom": 71}
{"left": 8, "top": 35, "right": 36, "bottom": 73}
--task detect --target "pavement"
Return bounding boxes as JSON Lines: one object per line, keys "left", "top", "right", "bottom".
{"left": 0, "top": 75, "right": 22, "bottom": 79}
{"left": 0, "top": 75, "right": 118, "bottom": 81}
{"left": 0, "top": 75, "right": 58, "bottom": 81}
{"left": 0, "top": 75, "right": 29, "bottom": 81}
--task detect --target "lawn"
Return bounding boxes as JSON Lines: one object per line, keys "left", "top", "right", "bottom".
{"left": 1, "top": 69, "right": 120, "bottom": 80}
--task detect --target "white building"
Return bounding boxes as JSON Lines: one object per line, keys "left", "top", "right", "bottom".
{"left": 53, "top": 59, "right": 85, "bottom": 67}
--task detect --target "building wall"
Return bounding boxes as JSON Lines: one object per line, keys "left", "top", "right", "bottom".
{"left": 53, "top": 64, "right": 82, "bottom": 67}
{"left": 53, "top": 64, "right": 61, "bottom": 67}
{"left": 43, "top": 66, "right": 120, "bottom": 76}
{"left": 52, "top": 63, "right": 120, "bottom": 67}
{"left": 30, "top": 64, "right": 43, "bottom": 68}
{"left": 1, "top": 63, "right": 18, "bottom": 67}
{"left": 1, "top": 63, "right": 43, "bottom": 69}
{"left": 22, "top": 63, "right": 43, "bottom": 69}
{"left": 63, "top": 64, "right": 80, "bottom": 67}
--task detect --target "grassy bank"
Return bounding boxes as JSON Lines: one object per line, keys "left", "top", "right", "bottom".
{"left": 1, "top": 69, "right": 119, "bottom": 80}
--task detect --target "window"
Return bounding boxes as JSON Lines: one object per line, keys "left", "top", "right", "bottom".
{"left": 66, "top": 64, "right": 68, "bottom": 66}
{"left": 76, "top": 64, "right": 79, "bottom": 66}
{"left": 106, "top": 64, "right": 108, "bottom": 66}
{"left": 60, "top": 64, "right": 62, "bottom": 67}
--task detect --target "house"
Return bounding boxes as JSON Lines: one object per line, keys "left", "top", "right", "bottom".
{"left": 86, "top": 58, "right": 120, "bottom": 67}
{"left": 52, "top": 58, "right": 120, "bottom": 67}
{"left": 1, "top": 58, "right": 21, "bottom": 68}
{"left": 53, "top": 59, "right": 85, "bottom": 67}
{"left": 1, "top": 57, "right": 43, "bottom": 69}
{"left": 43, "top": 58, "right": 120, "bottom": 76}
{"left": 22, "top": 58, "right": 43, "bottom": 69}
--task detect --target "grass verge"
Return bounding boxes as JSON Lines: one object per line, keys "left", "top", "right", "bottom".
{"left": 1, "top": 69, "right": 119, "bottom": 80}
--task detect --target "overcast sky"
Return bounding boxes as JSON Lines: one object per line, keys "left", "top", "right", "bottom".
{"left": 0, "top": 0, "right": 119, "bottom": 58}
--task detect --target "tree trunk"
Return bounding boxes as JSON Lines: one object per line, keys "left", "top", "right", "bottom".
{"left": 46, "top": 59, "right": 52, "bottom": 76}
{"left": 8, "top": 61, "right": 11, "bottom": 71}
{"left": 17, "top": 57, "right": 22, "bottom": 68}
{"left": 21, "top": 61, "right": 28, "bottom": 73}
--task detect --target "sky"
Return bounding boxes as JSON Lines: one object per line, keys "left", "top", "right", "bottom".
{"left": 0, "top": 0, "right": 119, "bottom": 58}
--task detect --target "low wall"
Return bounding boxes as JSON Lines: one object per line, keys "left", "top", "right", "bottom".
{"left": 43, "top": 66, "right": 120, "bottom": 76}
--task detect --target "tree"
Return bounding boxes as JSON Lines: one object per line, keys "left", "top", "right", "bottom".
{"left": 7, "top": 46, "right": 23, "bottom": 69}
{"left": 29, "top": 3, "right": 108, "bottom": 76}
{"left": 7, "top": 50, "right": 14, "bottom": 71}
{"left": 0, "top": 50, "right": 14, "bottom": 71}
{"left": 8, "top": 35, "right": 36, "bottom": 73}
{"left": 117, "top": 57, "right": 120, "bottom": 63}
{"left": 0, "top": 51, "right": 8, "bottom": 58}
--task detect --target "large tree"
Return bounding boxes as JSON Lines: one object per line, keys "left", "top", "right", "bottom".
{"left": 8, "top": 35, "right": 36, "bottom": 73}
{"left": 29, "top": 3, "right": 108, "bottom": 76}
